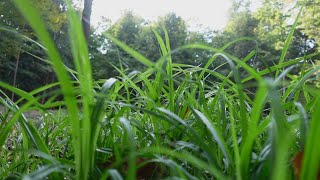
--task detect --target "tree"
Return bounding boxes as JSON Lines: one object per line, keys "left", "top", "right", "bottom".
{"left": 300, "top": 0, "right": 320, "bottom": 51}
{"left": 152, "top": 13, "right": 195, "bottom": 65}
{"left": 107, "top": 11, "right": 147, "bottom": 71}
{"left": 0, "top": 0, "right": 35, "bottom": 99}
{"left": 91, "top": 12, "right": 211, "bottom": 79}
{"left": 224, "top": 10, "right": 258, "bottom": 59}
{"left": 216, "top": 0, "right": 314, "bottom": 73}
{"left": 207, "top": 0, "right": 259, "bottom": 77}
{"left": 0, "top": 0, "right": 69, "bottom": 100}
{"left": 82, "top": 0, "right": 93, "bottom": 42}
{"left": 254, "top": 0, "right": 289, "bottom": 50}
{"left": 252, "top": 0, "right": 316, "bottom": 73}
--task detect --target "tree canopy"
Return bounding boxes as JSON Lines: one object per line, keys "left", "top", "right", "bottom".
{"left": 1, "top": 0, "right": 319, "bottom": 96}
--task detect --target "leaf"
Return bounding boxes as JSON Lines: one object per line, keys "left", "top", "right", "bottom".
{"left": 22, "top": 164, "right": 65, "bottom": 180}
{"left": 192, "top": 109, "right": 232, "bottom": 167}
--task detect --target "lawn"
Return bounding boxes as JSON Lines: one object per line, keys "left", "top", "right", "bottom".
{"left": 1, "top": 1, "right": 320, "bottom": 180}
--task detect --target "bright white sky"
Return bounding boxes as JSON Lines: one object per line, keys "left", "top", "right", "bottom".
{"left": 90, "top": 0, "right": 233, "bottom": 31}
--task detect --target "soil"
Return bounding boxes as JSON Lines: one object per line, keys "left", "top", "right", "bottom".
{"left": 0, "top": 105, "right": 46, "bottom": 120}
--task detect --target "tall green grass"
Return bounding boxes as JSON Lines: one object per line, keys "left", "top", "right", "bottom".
{"left": 0, "top": 1, "right": 319, "bottom": 180}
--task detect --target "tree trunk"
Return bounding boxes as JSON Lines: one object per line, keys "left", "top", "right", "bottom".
{"left": 41, "top": 33, "right": 57, "bottom": 104}
{"left": 81, "top": 0, "right": 93, "bottom": 43}
{"left": 11, "top": 51, "right": 21, "bottom": 101}
{"left": 11, "top": 24, "right": 26, "bottom": 101}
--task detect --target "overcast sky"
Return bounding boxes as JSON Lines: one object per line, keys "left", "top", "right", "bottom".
{"left": 90, "top": 0, "right": 233, "bottom": 31}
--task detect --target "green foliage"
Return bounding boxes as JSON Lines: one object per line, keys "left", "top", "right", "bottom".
{"left": 254, "top": 0, "right": 288, "bottom": 50}
{"left": 1, "top": 0, "right": 320, "bottom": 180}
{"left": 300, "top": 0, "right": 320, "bottom": 50}
{"left": 0, "top": 0, "right": 69, "bottom": 96}
{"left": 90, "top": 11, "right": 212, "bottom": 80}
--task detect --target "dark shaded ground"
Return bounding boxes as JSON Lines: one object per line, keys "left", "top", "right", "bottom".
{"left": 0, "top": 105, "right": 49, "bottom": 119}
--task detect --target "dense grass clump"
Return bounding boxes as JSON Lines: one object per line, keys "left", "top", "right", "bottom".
{"left": 0, "top": 1, "right": 320, "bottom": 180}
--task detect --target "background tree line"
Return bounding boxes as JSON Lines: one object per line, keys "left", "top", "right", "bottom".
{"left": 0, "top": 0, "right": 319, "bottom": 100}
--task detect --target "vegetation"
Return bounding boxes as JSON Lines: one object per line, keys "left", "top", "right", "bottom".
{"left": 0, "top": 0, "right": 320, "bottom": 179}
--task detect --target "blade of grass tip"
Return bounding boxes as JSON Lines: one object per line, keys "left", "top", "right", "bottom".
{"left": 65, "top": 0, "right": 93, "bottom": 124}
{"left": 12, "top": 0, "right": 81, "bottom": 175}
{"left": 218, "top": 53, "right": 249, "bottom": 143}
{"left": 169, "top": 43, "right": 246, "bottom": 82}
{"left": 196, "top": 76, "right": 208, "bottom": 110}
{"left": 198, "top": 37, "right": 255, "bottom": 80}
{"left": 0, "top": 82, "right": 42, "bottom": 107}
{"left": 0, "top": 97, "right": 63, "bottom": 178}
{"left": 64, "top": 1, "right": 96, "bottom": 177}
{"left": 111, "top": 64, "right": 145, "bottom": 96}
{"left": 104, "top": 34, "right": 155, "bottom": 68}
{"left": 225, "top": 50, "right": 256, "bottom": 80}
{"left": 4, "top": 98, "right": 52, "bottom": 155}
{"left": 301, "top": 94, "right": 320, "bottom": 180}
{"left": 242, "top": 52, "right": 320, "bottom": 83}
{"left": 202, "top": 67, "right": 237, "bottom": 88}
{"left": 162, "top": 27, "right": 175, "bottom": 112}
{"left": 140, "top": 74, "right": 158, "bottom": 101}
{"left": 151, "top": 30, "right": 166, "bottom": 100}
{"left": 207, "top": 51, "right": 257, "bottom": 124}
{"left": 274, "top": 65, "right": 299, "bottom": 85}
{"left": 275, "top": 6, "right": 303, "bottom": 78}
{"left": 152, "top": 29, "right": 168, "bottom": 61}
{"left": 225, "top": 100, "right": 241, "bottom": 180}
{"left": 91, "top": 78, "right": 117, "bottom": 146}
{"left": 284, "top": 65, "right": 320, "bottom": 101}
{"left": 0, "top": 96, "right": 36, "bottom": 148}
{"left": 220, "top": 52, "right": 263, "bottom": 82}
{"left": 153, "top": 29, "right": 172, "bottom": 107}
{"left": 176, "top": 38, "right": 254, "bottom": 58}
{"left": 119, "top": 117, "right": 136, "bottom": 180}
{"left": 199, "top": 52, "right": 222, "bottom": 80}
{"left": 19, "top": 118, "right": 50, "bottom": 154}
{"left": 266, "top": 79, "right": 293, "bottom": 180}
{"left": 240, "top": 80, "right": 268, "bottom": 179}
